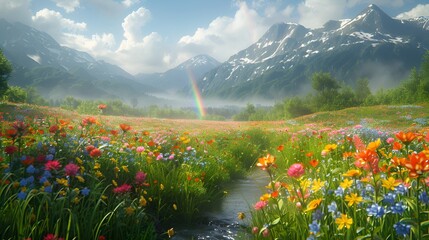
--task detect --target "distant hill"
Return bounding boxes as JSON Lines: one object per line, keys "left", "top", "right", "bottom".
{"left": 197, "top": 4, "right": 429, "bottom": 101}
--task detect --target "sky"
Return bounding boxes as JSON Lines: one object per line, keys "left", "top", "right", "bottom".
{"left": 1, "top": 0, "right": 428, "bottom": 75}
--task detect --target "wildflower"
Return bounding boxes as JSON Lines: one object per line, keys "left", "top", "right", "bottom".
{"left": 305, "top": 198, "right": 322, "bottom": 212}
{"left": 49, "top": 125, "right": 59, "bottom": 133}
{"left": 390, "top": 202, "right": 406, "bottom": 214}
{"left": 394, "top": 222, "right": 411, "bottom": 237}
{"left": 256, "top": 154, "right": 276, "bottom": 170}
{"left": 340, "top": 178, "right": 353, "bottom": 189}
{"left": 252, "top": 226, "right": 259, "bottom": 234}
{"left": 277, "top": 145, "right": 284, "bottom": 151}
{"left": 81, "top": 187, "right": 90, "bottom": 196}
{"left": 419, "top": 191, "right": 429, "bottom": 204}
{"left": 125, "top": 206, "right": 135, "bottom": 215}
{"left": 309, "top": 159, "right": 319, "bottom": 167}
{"left": 113, "top": 184, "right": 132, "bottom": 194}
{"left": 139, "top": 196, "right": 147, "bottom": 207}
{"left": 383, "top": 192, "right": 396, "bottom": 205}
{"left": 44, "top": 234, "right": 63, "bottom": 240}
{"left": 17, "top": 191, "right": 27, "bottom": 200}
{"left": 262, "top": 228, "right": 270, "bottom": 238}
{"left": 345, "top": 193, "right": 363, "bottom": 206}
{"left": 119, "top": 123, "right": 131, "bottom": 132}
{"left": 343, "top": 169, "right": 361, "bottom": 178}
{"left": 5, "top": 145, "right": 18, "bottom": 155}
{"left": 64, "top": 163, "right": 80, "bottom": 176}
{"left": 328, "top": 201, "right": 337, "bottom": 214}
{"left": 395, "top": 131, "right": 416, "bottom": 145}
{"left": 89, "top": 148, "right": 102, "bottom": 158}
{"left": 287, "top": 163, "right": 305, "bottom": 178}
{"left": 237, "top": 212, "right": 245, "bottom": 220}
{"left": 308, "top": 220, "right": 320, "bottom": 234}
{"left": 173, "top": 203, "right": 177, "bottom": 210}
{"left": 45, "top": 160, "right": 62, "bottom": 171}
{"left": 381, "top": 177, "right": 401, "bottom": 190}
{"left": 394, "top": 184, "right": 408, "bottom": 195}
{"left": 367, "top": 204, "right": 385, "bottom": 218}
{"left": 386, "top": 137, "right": 395, "bottom": 144}
{"left": 393, "top": 141, "right": 403, "bottom": 150}
{"left": 136, "top": 146, "right": 145, "bottom": 153}
{"left": 354, "top": 149, "right": 379, "bottom": 174}
{"left": 312, "top": 209, "right": 323, "bottom": 221}
{"left": 367, "top": 138, "right": 381, "bottom": 151}
{"left": 254, "top": 200, "right": 268, "bottom": 210}
{"left": 135, "top": 171, "right": 147, "bottom": 185}
{"left": 98, "top": 104, "right": 107, "bottom": 110}
{"left": 334, "top": 186, "right": 344, "bottom": 197}
{"left": 335, "top": 214, "right": 353, "bottom": 230}
{"left": 402, "top": 152, "right": 429, "bottom": 178}
{"left": 26, "top": 165, "right": 37, "bottom": 174}
{"left": 311, "top": 179, "right": 325, "bottom": 192}
{"left": 167, "top": 228, "right": 174, "bottom": 238}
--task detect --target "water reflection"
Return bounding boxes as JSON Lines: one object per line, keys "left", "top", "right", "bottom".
{"left": 173, "top": 170, "right": 268, "bottom": 239}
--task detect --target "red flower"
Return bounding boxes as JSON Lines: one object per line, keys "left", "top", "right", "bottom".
{"left": 89, "top": 148, "right": 102, "bottom": 158}
{"left": 43, "top": 234, "right": 63, "bottom": 240}
{"left": 287, "top": 163, "right": 305, "bottom": 178}
{"left": 4, "top": 145, "right": 18, "bottom": 155}
{"left": 395, "top": 131, "right": 417, "bottom": 145}
{"left": 98, "top": 104, "right": 107, "bottom": 110}
{"left": 21, "top": 156, "right": 34, "bottom": 166}
{"left": 119, "top": 124, "right": 131, "bottom": 132}
{"left": 64, "top": 163, "right": 80, "bottom": 176}
{"left": 402, "top": 152, "right": 429, "bottom": 178}
{"left": 45, "top": 160, "right": 62, "bottom": 171}
{"left": 49, "top": 125, "right": 59, "bottom": 133}
{"left": 98, "top": 236, "right": 106, "bottom": 240}
{"left": 5, "top": 129, "right": 18, "bottom": 139}
{"left": 135, "top": 171, "right": 147, "bottom": 185}
{"left": 113, "top": 184, "right": 132, "bottom": 194}
{"left": 354, "top": 149, "right": 379, "bottom": 174}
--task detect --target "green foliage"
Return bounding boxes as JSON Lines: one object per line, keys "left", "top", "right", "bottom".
{"left": 3, "top": 86, "right": 27, "bottom": 103}
{"left": 0, "top": 50, "right": 12, "bottom": 97}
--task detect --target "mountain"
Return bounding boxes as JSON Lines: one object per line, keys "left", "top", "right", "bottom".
{"left": 135, "top": 54, "right": 220, "bottom": 93}
{"left": 197, "top": 4, "right": 429, "bottom": 100}
{"left": 0, "top": 18, "right": 157, "bottom": 103}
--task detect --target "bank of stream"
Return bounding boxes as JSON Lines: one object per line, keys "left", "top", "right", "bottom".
{"left": 172, "top": 170, "right": 269, "bottom": 239}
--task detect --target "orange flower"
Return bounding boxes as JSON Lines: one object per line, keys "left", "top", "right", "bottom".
{"left": 367, "top": 138, "right": 381, "bottom": 151}
{"left": 354, "top": 149, "right": 379, "bottom": 174}
{"left": 342, "top": 151, "right": 353, "bottom": 159}
{"left": 119, "top": 124, "right": 131, "bottom": 132}
{"left": 277, "top": 145, "right": 284, "bottom": 152}
{"left": 343, "top": 169, "right": 361, "bottom": 178}
{"left": 309, "top": 159, "right": 319, "bottom": 167}
{"left": 393, "top": 141, "right": 403, "bottom": 151}
{"left": 98, "top": 104, "right": 107, "bottom": 110}
{"left": 402, "top": 152, "right": 429, "bottom": 178}
{"left": 256, "top": 154, "right": 276, "bottom": 170}
{"left": 395, "top": 131, "right": 416, "bottom": 145}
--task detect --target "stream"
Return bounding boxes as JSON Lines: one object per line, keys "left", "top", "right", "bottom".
{"left": 172, "top": 170, "right": 269, "bottom": 239}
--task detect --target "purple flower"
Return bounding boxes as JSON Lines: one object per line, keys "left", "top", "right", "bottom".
{"left": 64, "top": 163, "right": 80, "bottom": 176}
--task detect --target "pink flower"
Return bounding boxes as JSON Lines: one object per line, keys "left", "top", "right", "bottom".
{"left": 44, "top": 234, "right": 63, "bottom": 240}
{"left": 135, "top": 171, "right": 147, "bottom": 185}
{"left": 386, "top": 137, "right": 395, "bottom": 144}
{"left": 252, "top": 226, "right": 259, "bottom": 234}
{"left": 168, "top": 154, "right": 175, "bottom": 160}
{"left": 113, "top": 184, "right": 132, "bottom": 194}
{"left": 287, "top": 163, "right": 305, "bottom": 178}
{"left": 262, "top": 228, "right": 270, "bottom": 238}
{"left": 64, "top": 163, "right": 80, "bottom": 176}
{"left": 254, "top": 200, "right": 268, "bottom": 210}
{"left": 186, "top": 146, "right": 192, "bottom": 151}
{"left": 136, "top": 146, "right": 145, "bottom": 153}
{"left": 45, "top": 160, "right": 62, "bottom": 171}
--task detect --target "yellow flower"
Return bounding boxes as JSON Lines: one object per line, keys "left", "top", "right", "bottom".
{"left": 324, "top": 144, "right": 337, "bottom": 152}
{"left": 76, "top": 175, "right": 85, "bottom": 183}
{"left": 345, "top": 193, "right": 363, "bottom": 207}
{"left": 122, "top": 165, "right": 129, "bottom": 173}
{"left": 139, "top": 196, "right": 147, "bottom": 207}
{"left": 381, "top": 177, "right": 400, "bottom": 190}
{"left": 79, "top": 166, "right": 85, "bottom": 174}
{"left": 101, "top": 195, "right": 108, "bottom": 201}
{"left": 112, "top": 180, "right": 118, "bottom": 187}
{"left": 110, "top": 158, "right": 118, "bottom": 164}
{"left": 125, "top": 206, "right": 135, "bottom": 215}
{"left": 167, "top": 228, "right": 175, "bottom": 238}
{"left": 340, "top": 179, "right": 353, "bottom": 189}
{"left": 95, "top": 170, "right": 103, "bottom": 178}
{"left": 311, "top": 179, "right": 325, "bottom": 192}
{"left": 76, "top": 157, "right": 83, "bottom": 165}
{"left": 367, "top": 138, "right": 381, "bottom": 151}
{"left": 305, "top": 198, "right": 322, "bottom": 212}
{"left": 343, "top": 169, "right": 361, "bottom": 178}
{"left": 237, "top": 212, "right": 245, "bottom": 220}
{"left": 72, "top": 197, "right": 80, "bottom": 204}
{"left": 335, "top": 214, "right": 353, "bottom": 230}
{"left": 56, "top": 178, "right": 69, "bottom": 187}
{"left": 160, "top": 183, "right": 164, "bottom": 190}
{"left": 300, "top": 179, "right": 311, "bottom": 190}
{"left": 94, "top": 162, "right": 101, "bottom": 170}
{"left": 260, "top": 193, "right": 270, "bottom": 201}
{"left": 114, "top": 166, "right": 120, "bottom": 173}
{"left": 173, "top": 204, "right": 177, "bottom": 210}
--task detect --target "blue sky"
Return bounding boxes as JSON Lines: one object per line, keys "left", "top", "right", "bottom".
{"left": 1, "top": 0, "right": 428, "bottom": 74}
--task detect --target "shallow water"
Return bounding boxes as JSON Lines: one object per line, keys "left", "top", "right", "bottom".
{"left": 172, "top": 170, "right": 269, "bottom": 239}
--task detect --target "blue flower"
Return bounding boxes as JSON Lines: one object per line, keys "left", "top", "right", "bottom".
{"left": 383, "top": 192, "right": 396, "bottom": 205}
{"left": 26, "top": 165, "right": 37, "bottom": 174}
{"left": 394, "top": 184, "right": 408, "bottom": 195}
{"left": 26, "top": 176, "right": 34, "bottom": 184}
{"left": 367, "top": 204, "right": 385, "bottom": 218}
{"left": 48, "top": 146, "right": 56, "bottom": 154}
{"left": 81, "top": 187, "right": 90, "bottom": 196}
{"left": 390, "top": 202, "right": 406, "bottom": 215}
{"left": 42, "top": 170, "right": 52, "bottom": 178}
{"left": 17, "top": 191, "right": 27, "bottom": 200}
{"left": 44, "top": 185, "right": 52, "bottom": 193}
{"left": 308, "top": 220, "right": 320, "bottom": 234}
{"left": 419, "top": 191, "right": 429, "bottom": 204}
{"left": 334, "top": 187, "right": 344, "bottom": 197}
{"left": 39, "top": 176, "right": 48, "bottom": 184}
{"left": 394, "top": 222, "right": 411, "bottom": 237}
{"left": 312, "top": 209, "right": 323, "bottom": 221}
{"left": 46, "top": 154, "right": 54, "bottom": 161}
{"left": 328, "top": 201, "right": 337, "bottom": 214}
{"left": 19, "top": 178, "right": 28, "bottom": 187}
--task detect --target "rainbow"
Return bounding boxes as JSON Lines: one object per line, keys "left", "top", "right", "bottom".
{"left": 186, "top": 68, "right": 206, "bottom": 119}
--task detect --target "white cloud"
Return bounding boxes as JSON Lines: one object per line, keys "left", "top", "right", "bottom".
{"left": 298, "top": 0, "right": 347, "bottom": 29}
{"left": 62, "top": 33, "right": 116, "bottom": 55}
{"left": 0, "top": 0, "right": 32, "bottom": 24}
{"left": 121, "top": 7, "right": 151, "bottom": 43}
{"left": 122, "top": 0, "right": 140, "bottom": 7}
{"left": 52, "top": 0, "right": 80, "bottom": 13}
{"left": 31, "top": 8, "right": 87, "bottom": 42}
{"left": 396, "top": 4, "right": 429, "bottom": 19}
{"left": 177, "top": 2, "right": 267, "bottom": 63}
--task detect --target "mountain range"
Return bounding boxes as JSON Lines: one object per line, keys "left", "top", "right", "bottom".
{"left": 1, "top": 4, "right": 428, "bottom": 105}
{"left": 197, "top": 4, "right": 429, "bottom": 100}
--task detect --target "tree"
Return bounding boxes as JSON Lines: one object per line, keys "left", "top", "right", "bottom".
{"left": 3, "top": 86, "right": 27, "bottom": 103}
{"left": 311, "top": 72, "right": 340, "bottom": 92}
{"left": 0, "top": 50, "right": 12, "bottom": 97}
{"left": 354, "top": 78, "right": 371, "bottom": 103}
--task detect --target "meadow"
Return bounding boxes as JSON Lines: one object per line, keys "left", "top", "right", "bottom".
{"left": 1, "top": 102, "right": 429, "bottom": 239}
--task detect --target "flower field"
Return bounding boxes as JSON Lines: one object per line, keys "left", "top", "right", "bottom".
{"left": 1, "top": 102, "right": 429, "bottom": 239}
